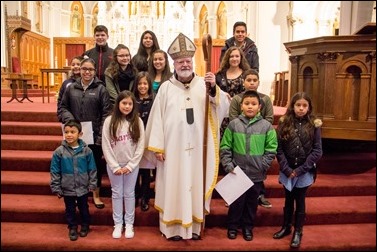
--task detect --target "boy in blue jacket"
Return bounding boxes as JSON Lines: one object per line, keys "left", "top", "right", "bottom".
{"left": 50, "top": 120, "right": 97, "bottom": 241}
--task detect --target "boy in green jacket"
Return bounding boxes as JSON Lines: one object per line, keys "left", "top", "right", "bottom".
{"left": 220, "top": 90, "right": 277, "bottom": 241}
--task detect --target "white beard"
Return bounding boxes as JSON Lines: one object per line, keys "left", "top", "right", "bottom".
{"left": 177, "top": 69, "right": 193, "bottom": 79}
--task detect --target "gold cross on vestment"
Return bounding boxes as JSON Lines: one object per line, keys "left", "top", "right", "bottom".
{"left": 185, "top": 143, "right": 194, "bottom": 156}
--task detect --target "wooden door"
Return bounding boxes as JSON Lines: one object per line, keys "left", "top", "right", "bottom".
{"left": 65, "top": 44, "right": 85, "bottom": 65}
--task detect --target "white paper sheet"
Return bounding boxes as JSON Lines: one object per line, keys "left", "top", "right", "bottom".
{"left": 215, "top": 166, "right": 254, "bottom": 205}
{"left": 61, "top": 121, "right": 94, "bottom": 145}
{"left": 80, "top": 121, "right": 94, "bottom": 145}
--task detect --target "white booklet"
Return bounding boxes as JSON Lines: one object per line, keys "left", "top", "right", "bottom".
{"left": 80, "top": 121, "right": 94, "bottom": 145}
{"left": 61, "top": 121, "right": 94, "bottom": 145}
{"left": 215, "top": 166, "right": 254, "bottom": 205}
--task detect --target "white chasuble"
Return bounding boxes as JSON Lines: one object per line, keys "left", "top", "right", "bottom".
{"left": 145, "top": 74, "right": 229, "bottom": 239}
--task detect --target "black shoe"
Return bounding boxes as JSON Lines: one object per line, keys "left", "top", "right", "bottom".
{"left": 258, "top": 195, "right": 272, "bottom": 208}
{"left": 192, "top": 233, "right": 201, "bottom": 240}
{"left": 242, "top": 228, "right": 253, "bottom": 241}
{"left": 79, "top": 225, "right": 89, "bottom": 237}
{"left": 141, "top": 199, "right": 149, "bottom": 212}
{"left": 273, "top": 226, "right": 292, "bottom": 239}
{"left": 169, "top": 235, "right": 182, "bottom": 241}
{"left": 69, "top": 228, "right": 78, "bottom": 241}
{"left": 227, "top": 229, "right": 237, "bottom": 239}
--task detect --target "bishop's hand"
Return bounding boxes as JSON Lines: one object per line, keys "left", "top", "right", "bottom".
{"left": 204, "top": 72, "right": 216, "bottom": 88}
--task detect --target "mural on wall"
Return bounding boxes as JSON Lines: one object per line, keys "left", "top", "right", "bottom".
{"left": 217, "top": 1, "right": 227, "bottom": 39}
{"left": 199, "top": 5, "right": 208, "bottom": 36}
{"left": 92, "top": 4, "right": 99, "bottom": 31}
{"left": 70, "top": 1, "right": 84, "bottom": 36}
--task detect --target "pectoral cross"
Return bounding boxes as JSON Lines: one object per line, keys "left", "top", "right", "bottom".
{"left": 185, "top": 142, "right": 194, "bottom": 156}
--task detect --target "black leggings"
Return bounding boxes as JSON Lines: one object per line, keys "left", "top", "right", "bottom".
{"left": 135, "top": 169, "right": 152, "bottom": 200}
{"left": 284, "top": 186, "right": 308, "bottom": 214}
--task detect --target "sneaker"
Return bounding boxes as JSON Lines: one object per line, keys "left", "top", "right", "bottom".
{"left": 258, "top": 195, "right": 272, "bottom": 208}
{"left": 112, "top": 224, "right": 123, "bottom": 239}
{"left": 69, "top": 228, "right": 78, "bottom": 241}
{"left": 125, "top": 224, "right": 134, "bottom": 239}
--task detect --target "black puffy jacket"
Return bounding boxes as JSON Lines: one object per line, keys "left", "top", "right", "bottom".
{"left": 59, "top": 77, "right": 112, "bottom": 145}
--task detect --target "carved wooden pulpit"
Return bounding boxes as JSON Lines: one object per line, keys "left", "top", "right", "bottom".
{"left": 284, "top": 23, "right": 376, "bottom": 141}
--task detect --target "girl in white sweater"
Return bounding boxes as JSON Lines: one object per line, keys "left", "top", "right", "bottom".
{"left": 102, "top": 90, "right": 145, "bottom": 239}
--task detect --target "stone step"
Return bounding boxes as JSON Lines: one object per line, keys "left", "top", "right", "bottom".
{"left": 1, "top": 194, "right": 375, "bottom": 227}
{"left": 1, "top": 170, "right": 376, "bottom": 198}
{"left": 1, "top": 121, "right": 62, "bottom": 135}
{"left": 1, "top": 134, "right": 61, "bottom": 151}
{"left": 1, "top": 111, "right": 59, "bottom": 122}
{"left": 1, "top": 222, "right": 375, "bottom": 251}
{"left": 2, "top": 143, "right": 375, "bottom": 175}
{"left": 1, "top": 150, "right": 55, "bottom": 172}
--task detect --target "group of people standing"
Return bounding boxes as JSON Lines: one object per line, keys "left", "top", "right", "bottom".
{"left": 52, "top": 25, "right": 167, "bottom": 241}
{"left": 50, "top": 21, "right": 322, "bottom": 249}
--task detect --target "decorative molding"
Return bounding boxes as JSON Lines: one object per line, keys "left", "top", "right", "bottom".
{"left": 289, "top": 56, "right": 299, "bottom": 64}
{"left": 53, "top": 37, "right": 94, "bottom": 45}
{"left": 367, "top": 51, "right": 376, "bottom": 62}
{"left": 7, "top": 15, "right": 31, "bottom": 34}
{"left": 317, "top": 52, "right": 339, "bottom": 61}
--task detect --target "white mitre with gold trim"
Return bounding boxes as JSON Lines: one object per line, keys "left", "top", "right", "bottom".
{"left": 167, "top": 33, "right": 196, "bottom": 60}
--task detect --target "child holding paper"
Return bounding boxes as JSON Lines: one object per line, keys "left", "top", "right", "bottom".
{"left": 220, "top": 90, "right": 277, "bottom": 241}
{"left": 228, "top": 69, "right": 274, "bottom": 208}
{"left": 59, "top": 58, "right": 112, "bottom": 209}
